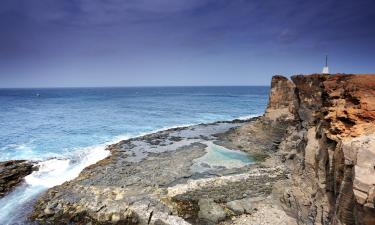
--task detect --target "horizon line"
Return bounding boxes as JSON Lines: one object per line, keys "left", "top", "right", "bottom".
{"left": 0, "top": 84, "right": 270, "bottom": 89}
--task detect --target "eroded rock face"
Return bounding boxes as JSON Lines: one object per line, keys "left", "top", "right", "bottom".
{"left": 28, "top": 73, "right": 374, "bottom": 225}
{"left": 323, "top": 75, "right": 375, "bottom": 139}
{"left": 264, "top": 75, "right": 297, "bottom": 121}
{"left": 270, "top": 74, "right": 375, "bottom": 225}
{"left": 0, "top": 160, "right": 34, "bottom": 197}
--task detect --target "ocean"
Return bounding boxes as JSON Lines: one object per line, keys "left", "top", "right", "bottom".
{"left": 0, "top": 86, "right": 269, "bottom": 224}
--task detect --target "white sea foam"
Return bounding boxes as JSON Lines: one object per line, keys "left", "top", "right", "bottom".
{"left": 0, "top": 137, "right": 116, "bottom": 225}
{"left": 0, "top": 142, "right": 38, "bottom": 161}
{"left": 27, "top": 116, "right": 250, "bottom": 184}
{"left": 236, "top": 113, "right": 263, "bottom": 120}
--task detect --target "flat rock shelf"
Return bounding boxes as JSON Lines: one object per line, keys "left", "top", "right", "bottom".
{"left": 30, "top": 118, "right": 293, "bottom": 225}
{"left": 7, "top": 73, "right": 374, "bottom": 225}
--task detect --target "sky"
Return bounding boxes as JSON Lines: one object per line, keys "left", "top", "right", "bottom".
{"left": 0, "top": 0, "right": 375, "bottom": 87}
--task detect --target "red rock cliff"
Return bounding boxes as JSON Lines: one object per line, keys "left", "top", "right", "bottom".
{"left": 266, "top": 74, "right": 375, "bottom": 225}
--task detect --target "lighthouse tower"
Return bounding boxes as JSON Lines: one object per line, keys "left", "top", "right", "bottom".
{"left": 322, "top": 55, "right": 329, "bottom": 74}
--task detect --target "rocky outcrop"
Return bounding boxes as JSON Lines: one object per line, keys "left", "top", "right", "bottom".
{"left": 267, "top": 74, "right": 375, "bottom": 225}
{"left": 28, "top": 73, "right": 374, "bottom": 225}
{"left": 221, "top": 76, "right": 298, "bottom": 168}
{"left": 30, "top": 120, "right": 291, "bottom": 225}
{"left": 0, "top": 160, "right": 35, "bottom": 197}
{"left": 264, "top": 75, "right": 297, "bottom": 121}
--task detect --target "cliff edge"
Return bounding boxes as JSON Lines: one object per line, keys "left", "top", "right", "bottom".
{"left": 29, "top": 73, "right": 374, "bottom": 225}
{"left": 267, "top": 74, "right": 375, "bottom": 225}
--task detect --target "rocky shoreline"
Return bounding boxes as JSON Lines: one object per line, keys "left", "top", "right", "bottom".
{"left": 1, "top": 73, "right": 374, "bottom": 225}
{"left": 0, "top": 160, "right": 36, "bottom": 198}
{"left": 30, "top": 117, "right": 295, "bottom": 225}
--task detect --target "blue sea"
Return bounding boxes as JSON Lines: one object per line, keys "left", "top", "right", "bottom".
{"left": 0, "top": 86, "right": 269, "bottom": 224}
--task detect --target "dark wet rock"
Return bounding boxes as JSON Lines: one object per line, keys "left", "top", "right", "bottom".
{"left": 0, "top": 160, "right": 35, "bottom": 197}
{"left": 170, "top": 136, "right": 183, "bottom": 142}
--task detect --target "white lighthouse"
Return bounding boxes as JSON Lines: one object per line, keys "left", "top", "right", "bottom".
{"left": 322, "top": 55, "right": 329, "bottom": 74}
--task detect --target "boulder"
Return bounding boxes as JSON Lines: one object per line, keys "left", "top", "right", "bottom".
{"left": 198, "top": 198, "right": 227, "bottom": 224}
{"left": 226, "top": 198, "right": 253, "bottom": 215}
{"left": 226, "top": 200, "right": 244, "bottom": 215}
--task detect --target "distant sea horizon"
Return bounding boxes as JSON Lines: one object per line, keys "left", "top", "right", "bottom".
{"left": 0, "top": 85, "right": 270, "bottom": 89}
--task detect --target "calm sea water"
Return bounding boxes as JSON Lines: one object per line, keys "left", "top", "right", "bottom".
{"left": 0, "top": 86, "right": 269, "bottom": 224}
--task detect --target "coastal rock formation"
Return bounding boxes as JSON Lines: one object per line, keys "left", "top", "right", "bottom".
{"left": 30, "top": 120, "right": 291, "bottom": 225}
{"left": 269, "top": 74, "right": 375, "bottom": 225}
{"left": 29, "top": 73, "right": 374, "bottom": 225}
{"left": 264, "top": 75, "right": 297, "bottom": 121}
{"left": 220, "top": 74, "right": 375, "bottom": 225}
{"left": 0, "top": 160, "right": 35, "bottom": 197}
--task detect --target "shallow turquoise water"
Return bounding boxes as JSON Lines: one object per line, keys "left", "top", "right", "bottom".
{"left": 211, "top": 144, "right": 253, "bottom": 163}
{"left": 193, "top": 143, "right": 253, "bottom": 171}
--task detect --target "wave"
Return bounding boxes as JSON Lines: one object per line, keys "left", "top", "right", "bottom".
{"left": 4, "top": 113, "right": 261, "bottom": 191}
{"left": 0, "top": 114, "right": 262, "bottom": 224}
{"left": 236, "top": 113, "right": 263, "bottom": 120}
{"left": 23, "top": 113, "right": 262, "bottom": 189}
{"left": 0, "top": 135, "right": 120, "bottom": 225}
{"left": 25, "top": 147, "right": 109, "bottom": 188}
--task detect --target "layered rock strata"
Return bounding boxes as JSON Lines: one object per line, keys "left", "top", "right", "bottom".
{"left": 28, "top": 73, "right": 375, "bottom": 225}
{"left": 268, "top": 74, "right": 375, "bottom": 225}
{"left": 212, "top": 74, "right": 375, "bottom": 225}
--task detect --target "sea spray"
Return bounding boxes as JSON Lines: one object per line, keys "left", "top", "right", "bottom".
{"left": 0, "top": 138, "right": 115, "bottom": 225}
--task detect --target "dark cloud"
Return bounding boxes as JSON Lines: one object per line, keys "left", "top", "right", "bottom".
{"left": 0, "top": 0, "right": 374, "bottom": 87}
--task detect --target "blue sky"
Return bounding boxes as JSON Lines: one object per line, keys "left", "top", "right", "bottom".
{"left": 1, "top": 0, "right": 374, "bottom": 87}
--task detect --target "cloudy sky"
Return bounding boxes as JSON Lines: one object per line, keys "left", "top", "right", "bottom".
{"left": 1, "top": 0, "right": 374, "bottom": 87}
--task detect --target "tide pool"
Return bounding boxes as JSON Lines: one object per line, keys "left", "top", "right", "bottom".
{"left": 192, "top": 142, "right": 254, "bottom": 172}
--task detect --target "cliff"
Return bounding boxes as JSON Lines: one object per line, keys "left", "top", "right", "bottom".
{"left": 28, "top": 74, "right": 374, "bottom": 225}
{"left": 266, "top": 74, "right": 375, "bottom": 225}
